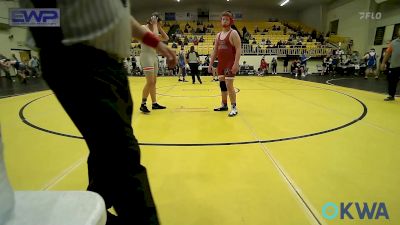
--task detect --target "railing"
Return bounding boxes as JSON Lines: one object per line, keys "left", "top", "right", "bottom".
{"left": 241, "top": 44, "right": 332, "bottom": 57}
{"left": 130, "top": 44, "right": 332, "bottom": 57}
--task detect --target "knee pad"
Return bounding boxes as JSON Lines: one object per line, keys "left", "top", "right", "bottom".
{"left": 220, "top": 81, "right": 227, "bottom": 92}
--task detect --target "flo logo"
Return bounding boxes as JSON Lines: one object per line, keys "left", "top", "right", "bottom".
{"left": 322, "top": 202, "right": 389, "bottom": 220}
{"left": 359, "top": 12, "right": 382, "bottom": 20}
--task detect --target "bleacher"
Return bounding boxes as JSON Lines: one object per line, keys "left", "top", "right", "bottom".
{"left": 130, "top": 20, "right": 331, "bottom": 57}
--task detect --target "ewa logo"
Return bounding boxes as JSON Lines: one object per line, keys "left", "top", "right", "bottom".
{"left": 9, "top": 8, "right": 60, "bottom": 27}
{"left": 322, "top": 202, "right": 389, "bottom": 220}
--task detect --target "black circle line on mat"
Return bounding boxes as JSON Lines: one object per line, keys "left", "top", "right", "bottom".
{"left": 19, "top": 85, "right": 367, "bottom": 146}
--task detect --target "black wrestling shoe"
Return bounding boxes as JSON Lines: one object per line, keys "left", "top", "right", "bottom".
{"left": 152, "top": 103, "right": 166, "bottom": 109}
{"left": 384, "top": 96, "right": 395, "bottom": 101}
{"left": 214, "top": 106, "right": 228, "bottom": 111}
{"left": 140, "top": 105, "right": 150, "bottom": 113}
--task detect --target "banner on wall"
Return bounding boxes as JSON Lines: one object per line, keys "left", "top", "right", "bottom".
{"left": 175, "top": 12, "right": 197, "bottom": 21}
{"left": 165, "top": 12, "right": 175, "bottom": 21}
{"left": 392, "top": 23, "right": 400, "bottom": 40}
{"left": 374, "top": 26, "right": 385, "bottom": 45}
{"left": 209, "top": 11, "right": 243, "bottom": 21}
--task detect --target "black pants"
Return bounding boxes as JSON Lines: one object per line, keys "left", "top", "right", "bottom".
{"left": 189, "top": 63, "right": 202, "bottom": 83}
{"left": 272, "top": 65, "right": 277, "bottom": 73}
{"left": 388, "top": 67, "right": 400, "bottom": 97}
{"left": 39, "top": 44, "right": 159, "bottom": 225}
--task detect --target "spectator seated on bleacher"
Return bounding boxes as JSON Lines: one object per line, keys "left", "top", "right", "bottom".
{"left": 242, "top": 26, "right": 248, "bottom": 36}
{"left": 199, "top": 36, "right": 204, "bottom": 43}
{"left": 254, "top": 26, "right": 260, "bottom": 34}
{"left": 318, "top": 33, "right": 325, "bottom": 44}
{"left": 311, "top": 30, "right": 317, "bottom": 39}
{"left": 193, "top": 37, "right": 199, "bottom": 45}
{"left": 175, "top": 29, "right": 183, "bottom": 35}
{"left": 307, "top": 36, "right": 313, "bottom": 42}
{"left": 243, "top": 33, "right": 250, "bottom": 44}
{"left": 243, "top": 61, "right": 249, "bottom": 69}
{"left": 266, "top": 39, "right": 272, "bottom": 45}
{"left": 172, "top": 42, "right": 178, "bottom": 49}
{"left": 263, "top": 28, "right": 268, "bottom": 33}
{"left": 184, "top": 28, "right": 188, "bottom": 33}
{"left": 260, "top": 39, "right": 266, "bottom": 45}
{"left": 251, "top": 38, "right": 257, "bottom": 45}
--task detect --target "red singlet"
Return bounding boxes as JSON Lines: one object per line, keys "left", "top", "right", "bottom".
{"left": 217, "top": 29, "right": 236, "bottom": 76}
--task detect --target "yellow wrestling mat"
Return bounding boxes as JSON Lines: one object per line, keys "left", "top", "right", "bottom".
{"left": 1, "top": 76, "right": 399, "bottom": 225}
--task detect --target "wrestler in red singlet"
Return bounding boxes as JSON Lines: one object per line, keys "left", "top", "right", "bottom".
{"left": 208, "top": 11, "right": 241, "bottom": 117}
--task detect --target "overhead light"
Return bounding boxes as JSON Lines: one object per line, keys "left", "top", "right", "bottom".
{"left": 280, "top": 0, "right": 289, "bottom": 6}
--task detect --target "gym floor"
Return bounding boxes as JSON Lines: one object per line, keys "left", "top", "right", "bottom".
{"left": 1, "top": 75, "right": 399, "bottom": 225}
